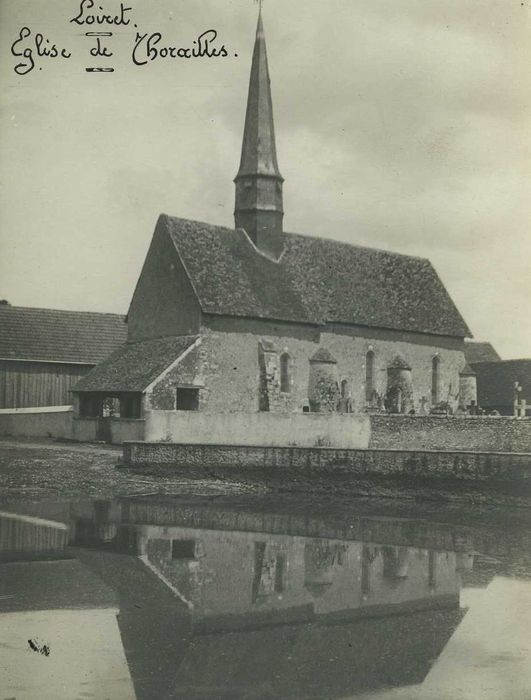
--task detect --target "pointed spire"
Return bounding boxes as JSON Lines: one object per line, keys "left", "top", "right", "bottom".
{"left": 234, "top": 8, "right": 284, "bottom": 259}
{"left": 236, "top": 7, "right": 282, "bottom": 179}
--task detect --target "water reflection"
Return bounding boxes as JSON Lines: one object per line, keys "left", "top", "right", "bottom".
{"left": 1, "top": 496, "right": 530, "bottom": 699}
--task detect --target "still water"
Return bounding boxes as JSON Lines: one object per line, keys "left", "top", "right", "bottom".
{"left": 1, "top": 493, "right": 531, "bottom": 700}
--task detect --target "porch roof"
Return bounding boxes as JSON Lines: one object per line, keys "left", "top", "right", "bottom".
{"left": 73, "top": 335, "right": 198, "bottom": 393}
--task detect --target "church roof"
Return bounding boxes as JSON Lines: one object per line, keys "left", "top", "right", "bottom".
{"left": 164, "top": 215, "right": 471, "bottom": 338}
{"left": 0, "top": 305, "right": 126, "bottom": 364}
{"left": 74, "top": 335, "right": 198, "bottom": 392}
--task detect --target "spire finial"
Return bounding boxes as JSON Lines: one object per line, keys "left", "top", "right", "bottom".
{"left": 256, "top": 0, "right": 263, "bottom": 26}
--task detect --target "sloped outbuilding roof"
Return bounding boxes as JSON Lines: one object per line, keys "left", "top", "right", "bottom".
{"left": 0, "top": 305, "right": 126, "bottom": 364}
{"left": 74, "top": 335, "right": 198, "bottom": 393}
{"left": 464, "top": 341, "right": 501, "bottom": 364}
{"left": 163, "top": 215, "right": 471, "bottom": 338}
{"left": 472, "top": 359, "right": 531, "bottom": 407}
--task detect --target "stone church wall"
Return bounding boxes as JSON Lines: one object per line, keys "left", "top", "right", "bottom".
{"left": 188, "top": 322, "right": 467, "bottom": 415}
{"left": 145, "top": 342, "right": 206, "bottom": 411}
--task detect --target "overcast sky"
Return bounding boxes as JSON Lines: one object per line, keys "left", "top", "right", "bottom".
{"left": 0, "top": 0, "right": 529, "bottom": 358}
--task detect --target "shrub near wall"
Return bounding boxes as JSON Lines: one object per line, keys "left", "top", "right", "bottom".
{"left": 370, "top": 415, "right": 531, "bottom": 453}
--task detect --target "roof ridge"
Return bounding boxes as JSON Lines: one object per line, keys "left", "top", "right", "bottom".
{"left": 284, "top": 231, "right": 429, "bottom": 262}
{"left": 4, "top": 305, "right": 125, "bottom": 319}
{"left": 164, "top": 213, "right": 430, "bottom": 263}
{"left": 164, "top": 213, "right": 236, "bottom": 236}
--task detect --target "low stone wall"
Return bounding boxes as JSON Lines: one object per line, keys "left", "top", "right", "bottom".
{"left": 0, "top": 406, "right": 73, "bottom": 439}
{"left": 123, "top": 442, "right": 531, "bottom": 505}
{"left": 370, "top": 415, "right": 531, "bottom": 453}
{"left": 145, "top": 410, "right": 370, "bottom": 449}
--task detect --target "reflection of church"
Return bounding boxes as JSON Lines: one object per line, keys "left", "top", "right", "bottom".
{"left": 65, "top": 497, "right": 471, "bottom": 699}
{"left": 3, "top": 498, "right": 530, "bottom": 700}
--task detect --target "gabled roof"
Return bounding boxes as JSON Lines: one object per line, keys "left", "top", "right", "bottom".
{"left": 0, "top": 305, "right": 126, "bottom": 364}
{"left": 163, "top": 215, "right": 471, "bottom": 338}
{"left": 74, "top": 335, "right": 198, "bottom": 392}
{"left": 472, "top": 359, "right": 531, "bottom": 407}
{"left": 464, "top": 341, "right": 501, "bottom": 364}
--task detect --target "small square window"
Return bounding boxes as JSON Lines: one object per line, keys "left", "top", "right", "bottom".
{"left": 176, "top": 387, "right": 199, "bottom": 411}
{"left": 171, "top": 539, "right": 196, "bottom": 560}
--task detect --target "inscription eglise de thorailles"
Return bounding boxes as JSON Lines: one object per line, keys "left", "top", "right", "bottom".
{"left": 10, "top": 0, "right": 234, "bottom": 76}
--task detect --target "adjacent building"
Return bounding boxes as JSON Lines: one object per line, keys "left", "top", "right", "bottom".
{"left": 465, "top": 341, "right": 530, "bottom": 416}
{"left": 472, "top": 360, "right": 531, "bottom": 416}
{"left": 0, "top": 304, "right": 126, "bottom": 408}
{"left": 464, "top": 341, "right": 501, "bottom": 364}
{"left": 74, "top": 11, "right": 474, "bottom": 430}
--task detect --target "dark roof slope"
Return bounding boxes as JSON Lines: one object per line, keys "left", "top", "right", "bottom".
{"left": 163, "top": 216, "right": 471, "bottom": 338}
{"left": 464, "top": 341, "right": 501, "bottom": 364}
{"left": 460, "top": 362, "right": 476, "bottom": 377}
{"left": 166, "top": 217, "right": 317, "bottom": 325}
{"left": 74, "top": 335, "right": 198, "bottom": 392}
{"left": 472, "top": 359, "right": 531, "bottom": 407}
{"left": 284, "top": 232, "right": 470, "bottom": 337}
{"left": 0, "top": 305, "right": 126, "bottom": 364}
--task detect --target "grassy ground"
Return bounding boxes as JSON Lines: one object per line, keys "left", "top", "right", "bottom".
{"left": 0, "top": 438, "right": 261, "bottom": 500}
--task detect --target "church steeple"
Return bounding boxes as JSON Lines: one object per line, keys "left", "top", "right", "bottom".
{"left": 234, "top": 8, "right": 284, "bottom": 259}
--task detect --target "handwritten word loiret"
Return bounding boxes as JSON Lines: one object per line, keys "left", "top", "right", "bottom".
{"left": 132, "top": 29, "right": 229, "bottom": 65}
{"left": 70, "top": 0, "right": 132, "bottom": 26}
{"left": 11, "top": 27, "right": 71, "bottom": 75}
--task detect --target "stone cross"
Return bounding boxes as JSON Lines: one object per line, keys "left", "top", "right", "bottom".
{"left": 514, "top": 382, "right": 527, "bottom": 418}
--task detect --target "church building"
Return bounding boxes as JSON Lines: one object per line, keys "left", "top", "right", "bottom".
{"left": 74, "top": 11, "right": 473, "bottom": 426}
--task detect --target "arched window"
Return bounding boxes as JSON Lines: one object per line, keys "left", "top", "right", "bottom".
{"left": 341, "top": 379, "right": 349, "bottom": 398}
{"left": 365, "top": 350, "right": 375, "bottom": 403}
{"left": 431, "top": 356, "right": 440, "bottom": 405}
{"left": 280, "top": 352, "right": 291, "bottom": 393}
